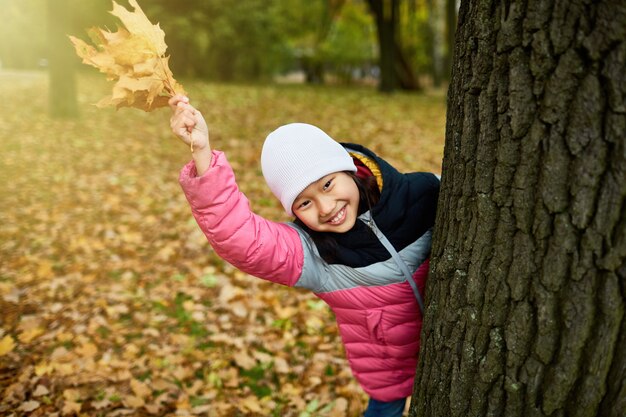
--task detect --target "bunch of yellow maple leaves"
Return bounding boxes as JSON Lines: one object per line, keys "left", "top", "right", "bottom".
{"left": 69, "top": 0, "right": 185, "bottom": 111}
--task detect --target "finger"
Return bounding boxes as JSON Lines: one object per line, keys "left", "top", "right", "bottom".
{"left": 175, "top": 102, "right": 200, "bottom": 120}
{"left": 188, "top": 108, "right": 204, "bottom": 125}
{"left": 170, "top": 111, "right": 187, "bottom": 129}
{"left": 171, "top": 123, "right": 193, "bottom": 139}
{"left": 169, "top": 94, "right": 189, "bottom": 109}
{"left": 181, "top": 116, "right": 197, "bottom": 133}
{"left": 173, "top": 101, "right": 187, "bottom": 116}
{"left": 174, "top": 126, "right": 189, "bottom": 139}
{"left": 169, "top": 96, "right": 183, "bottom": 111}
{"left": 169, "top": 95, "right": 190, "bottom": 111}
{"left": 170, "top": 113, "right": 193, "bottom": 134}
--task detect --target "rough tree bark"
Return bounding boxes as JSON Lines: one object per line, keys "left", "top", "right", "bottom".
{"left": 410, "top": 0, "right": 625, "bottom": 416}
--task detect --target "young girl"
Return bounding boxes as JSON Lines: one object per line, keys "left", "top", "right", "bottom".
{"left": 169, "top": 95, "right": 439, "bottom": 417}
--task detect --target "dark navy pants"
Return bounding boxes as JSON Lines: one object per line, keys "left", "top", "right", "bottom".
{"left": 363, "top": 397, "right": 406, "bottom": 417}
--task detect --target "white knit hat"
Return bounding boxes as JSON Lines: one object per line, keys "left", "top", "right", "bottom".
{"left": 261, "top": 123, "right": 357, "bottom": 215}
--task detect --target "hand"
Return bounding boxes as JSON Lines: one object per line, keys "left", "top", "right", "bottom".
{"left": 169, "top": 95, "right": 210, "bottom": 152}
{"left": 169, "top": 95, "right": 212, "bottom": 176}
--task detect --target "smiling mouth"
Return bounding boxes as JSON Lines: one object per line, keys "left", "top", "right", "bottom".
{"left": 326, "top": 206, "right": 347, "bottom": 225}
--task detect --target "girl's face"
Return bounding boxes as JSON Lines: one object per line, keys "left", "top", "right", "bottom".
{"left": 292, "top": 172, "right": 360, "bottom": 233}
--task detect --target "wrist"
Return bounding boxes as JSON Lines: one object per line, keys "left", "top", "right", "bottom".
{"left": 191, "top": 142, "right": 209, "bottom": 152}
{"left": 192, "top": 146, "right": 213, "bottom": 176}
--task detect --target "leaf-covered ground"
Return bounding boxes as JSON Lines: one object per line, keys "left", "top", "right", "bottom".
{"left": 0, "top": 71, "right": 445, "bottom": 417}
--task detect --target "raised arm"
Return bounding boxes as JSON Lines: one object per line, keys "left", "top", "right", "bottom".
{"left": 169, "top": 96, "right": 304, "bottom": 287}
{"left": 169, "top": 95, "right": 212, "bottom": 176}
{"left": 178, "top": 152, "right": 304, "bottom": 287}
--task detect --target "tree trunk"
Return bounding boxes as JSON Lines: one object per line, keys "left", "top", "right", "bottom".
{"left": 395, "top": 40, "right": 421, "bottom": 90}
{"left": 47, "top": 0, "right": 79, "bottom": 119}
{"left": 368, "top": 0, "right": 423, "bottom": 91}
{"left": 411, "top": 0, "right": 625, "bottom": 416}
{"left": 368, "top": 0, "right": 399, "bottom": 92}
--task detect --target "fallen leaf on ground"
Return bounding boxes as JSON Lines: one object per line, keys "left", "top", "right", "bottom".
{"left": 18, "top": 327, "right": 44, "bottom": 344}
{"left": 130, "top": 378, "right": 151, "bottom": 398}
{"left": 62, "top": 400, "right": 82, "bottom": 415}
{"left": 0, "top": 335, "right": 16, "bottom": 355}
{"left": 32, "top": 385, "right": 50, "bottom": 397}
{"left": 19, "top": 400, "right": 40, "bottom": 412}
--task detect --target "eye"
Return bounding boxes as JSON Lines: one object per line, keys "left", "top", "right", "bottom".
{"left": 297, "top": 200, "right": 311, "bottom": 209}
{"left": 323, "top": 179, "right": 333, "bottom": 190}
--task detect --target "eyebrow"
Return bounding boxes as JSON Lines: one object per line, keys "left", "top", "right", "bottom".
{"left": 319, "top": 174, "right": 333, "bottom": 184}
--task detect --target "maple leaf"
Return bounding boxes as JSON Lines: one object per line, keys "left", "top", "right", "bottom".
{"left": 69, "top": 0, "right": 185, "bottom": 112}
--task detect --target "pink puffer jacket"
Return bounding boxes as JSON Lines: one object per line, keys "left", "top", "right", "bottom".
{"left": 179, "top": 150, "right": 435, "bottom": 401}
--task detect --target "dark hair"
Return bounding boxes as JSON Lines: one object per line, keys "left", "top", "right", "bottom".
{"left": 293, "top": 172, "right": 381, "bottom": 263}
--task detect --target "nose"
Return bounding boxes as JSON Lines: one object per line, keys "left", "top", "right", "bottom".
{"left": 318, "top": 196, "right": 335, "bottom": 217}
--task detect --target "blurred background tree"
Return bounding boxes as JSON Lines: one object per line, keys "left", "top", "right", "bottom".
{"left": 0, "top": 0, "right": 113, "bottom": 117}
{"left": 0, "top": 0, "right": 458, "bottom": 113}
